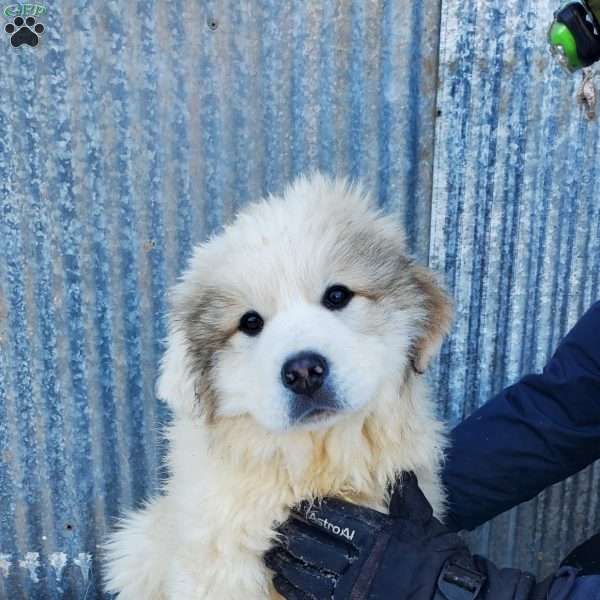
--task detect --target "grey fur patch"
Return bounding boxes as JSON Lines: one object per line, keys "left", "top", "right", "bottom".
{"left": 174, "top": 287, "right": 240, "bottom": 421}
{"left": 332, "top": 228, "right": 412, "bottom": 297}
{"left": 331, "top": 217, "right": 451, "bottom": 371}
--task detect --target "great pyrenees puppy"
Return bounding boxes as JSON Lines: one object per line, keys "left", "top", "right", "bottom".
{"left": 104, "top": 174, "right": 452, "bottom": 599}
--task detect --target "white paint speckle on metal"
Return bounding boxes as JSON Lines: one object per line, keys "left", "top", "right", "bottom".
{"left": 74, "top": 552, "right": 93, "bottom": 584}
{"left": 18, "top": 552, "right": 40, "bottom": 583}
{"left": 0, "top": 554, "right": 11, "bottom": 578}
{"left": 49, "top": 552, "right": 68, "bottom": 581}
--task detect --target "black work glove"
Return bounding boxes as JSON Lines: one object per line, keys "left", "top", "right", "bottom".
{"left": 265, "top": 473, "right": 542, "bottom": 600}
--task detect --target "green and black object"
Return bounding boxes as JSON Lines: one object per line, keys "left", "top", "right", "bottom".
{"left": 549, "top": 0, "right": 600, "bottom": 71}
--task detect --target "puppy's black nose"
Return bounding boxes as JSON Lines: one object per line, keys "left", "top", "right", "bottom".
{"left": 281, "top": 352, "right": 329, "bottom": 396}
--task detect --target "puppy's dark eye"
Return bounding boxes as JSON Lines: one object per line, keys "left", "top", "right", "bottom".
{"left": 239, "top": 311, "right": 264, "bottom": 336}
{"left": 322, "top": 285, "right": 354, "bottom": 310}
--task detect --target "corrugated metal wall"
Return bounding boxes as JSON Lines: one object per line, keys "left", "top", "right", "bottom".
{"left": 431, "top": 0, "right": 600, "bottom": 576}
{"left": 0, "top": 0, "right": 597, "bottom": 598}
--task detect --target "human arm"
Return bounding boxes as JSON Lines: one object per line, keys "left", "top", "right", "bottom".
{"left": 443, "top": 301, "right": 600, "bottom": 531}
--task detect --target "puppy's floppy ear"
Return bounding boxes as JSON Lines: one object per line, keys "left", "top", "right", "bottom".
{"left": 410, "top": 266, "right": 453, "bottom": 374}
{"left": 156, "top": 326, "right": 197, "bottom": 415}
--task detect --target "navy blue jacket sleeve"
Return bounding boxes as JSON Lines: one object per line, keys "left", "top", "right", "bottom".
{"left": 443, "top": 301, "right": 600, "bottom": 532}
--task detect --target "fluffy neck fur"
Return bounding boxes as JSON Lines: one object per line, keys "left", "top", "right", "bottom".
{"left": 166, "top": 372, "right": 446, "bottom": 515}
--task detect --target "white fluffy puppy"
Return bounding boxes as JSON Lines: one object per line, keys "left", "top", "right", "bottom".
{"left": 104, "top": 174, "right": 452, "bottom": 600}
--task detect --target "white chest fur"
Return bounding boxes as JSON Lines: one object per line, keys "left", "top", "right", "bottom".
{"left": 104, "top": 376, "right": 446, "bottom": 600}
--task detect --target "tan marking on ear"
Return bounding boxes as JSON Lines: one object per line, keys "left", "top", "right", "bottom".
{"left": 176, "top": 287, "right": 242, "bottom": 424}
{"left": 410, "top": 266, "right": 453, "bottom": 373}
{"left": 353, "top": 289, "right": 382, "bottom": 302}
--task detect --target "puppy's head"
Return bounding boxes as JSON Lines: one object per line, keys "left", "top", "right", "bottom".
{"left": 159, "top": 174, "right": 451, "bottom": 432}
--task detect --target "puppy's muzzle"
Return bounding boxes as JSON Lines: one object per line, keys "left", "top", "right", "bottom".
{"left": 282, "top": 352, "right": 340, "bottom": 423}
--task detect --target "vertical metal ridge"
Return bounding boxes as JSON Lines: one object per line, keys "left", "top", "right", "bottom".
{"left": 289, "top": 0, "right": 313, "bottom": 175}
{"left": 0, "top": 294, "right": 16, "bottom": 600}
{"left": 430, "top": 0, "right": 479, "bottom": 423}
{"left": 347, "top": 0, "right": 366, "bottom": 180}
{"left": 402, "top": 1, "right": 425, "bottom": 247}
{"left": 136, "top": 0, "right": 169, "bottom": 487}
{"left": 106, "top": 0, "right": 150, "bottom": 511}
{"left": 259, "top": 0, "right": 293, "bottom": 197}
{"left": 44, "top": 5, "right": 103, "bottom": 594}
{"left": 26, "top": 12, "right": 72, "bottom": 594}
{"left": 97, "top": 3, "right": 133, "bottom": 521}
{"left": 375, "top": 0, "right": 393, "bottom": 208}
{"left": 198, "top": 0, "right": 229, "bottom": 237}
{"left": 3, "top": 30, "right": 52, "bottom": 596}
{"left": 0, "top": 45, "right": 22, "bottom": 598}
{"left": 169, "top": 0, "right": 195, "bottom": 266}
{"left": 120, "top": 0, "right": 160, "bottom": 500}
{"left": 73, "top": 0, "right": 122, "bottom": 552}
{"left": 316, "top": 1, "right": 338, "bottom": 176}
{"left": 228, "top": 0, "right": 262, "bottom": 209}
{"left": 156, "top": 0, "right": 185, "bottom": 285}
{"left": 356, "top": 0, "right": 385, "bottom": 191}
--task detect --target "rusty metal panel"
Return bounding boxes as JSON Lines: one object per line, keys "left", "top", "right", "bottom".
{"left": 0, "top": 1, "right": 442, "bottom": 597}
{"left": 431, "top": 0, "right": 600, "bottom": 577}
